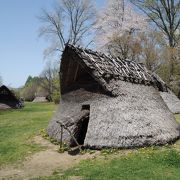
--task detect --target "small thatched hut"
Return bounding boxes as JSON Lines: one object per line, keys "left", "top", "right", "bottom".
{"left": 0, "top": 85, "right": 23, "bottom": 109}
{"left": 33, "top": 91, "right": 48, "bottom": 103}
{"left": 150, "top": 73, "right": 180, "bottom": 114}
{"left": 33, "top": 97, "right": 48, "bottom": 103}
{"left": 47, "top": 44, "right": 179, "bottom": 149}
{"left": 160, "top": 89, "right": 180, "bottom": 114}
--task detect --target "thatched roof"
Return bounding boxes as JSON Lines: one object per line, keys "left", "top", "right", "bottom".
{"left": 60, "top": 44, "right": 167, "bottom": 96}
{"left": 0, "top": 85, "right": 23, "bottom": 109}
{"left": 48, "top": 84, "right": 179, "bottom": 149}
{"left": 0, "top": 103, "right": 11, "bottom": 110}
{"left": 160, "top": 89, "right": 180, "bottom": 114}
{"left": 47, "top": 44, "right": 180, "bottom": 149}
{"left": 61, "top": 44, "right": 180, "bottom": 113}
{"left": 33, "top": 97, "right": 48, "bottom": 103}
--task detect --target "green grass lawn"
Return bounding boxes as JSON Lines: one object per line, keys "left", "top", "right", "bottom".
{"left": 175, "top": 114, "right": 180, "bottom": 123}
{"left": 0, "top": 102, "right": 55, "bottom": 167}
{"left": 0, "top": 102, "right": 179, "bottom": 180}
{"left": 35, "top": 115, "right": 180, "bottom": 180}
{"left": 37, "top": 148, "right": 180, "bottom": 180}
{"left": 35, "top": 147, "right": 180, "bottom": 180}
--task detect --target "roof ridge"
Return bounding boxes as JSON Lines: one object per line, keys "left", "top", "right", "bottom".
{"left": 62, "top": 44, "right": 167, "bottom": 95}
{"left": 65, "top": 43, "right": 146, "bottom": 67}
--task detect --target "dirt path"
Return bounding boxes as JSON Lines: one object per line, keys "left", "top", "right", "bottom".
{"left": 0, "top": 136, "right": 99, "bottom": 180}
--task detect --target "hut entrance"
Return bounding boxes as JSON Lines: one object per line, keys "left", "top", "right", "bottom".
{"left": 76, "top": 115, "right": 89, "bottom": 145}
{"left": 70, "top": 105, "right": 90, "bottom": 147}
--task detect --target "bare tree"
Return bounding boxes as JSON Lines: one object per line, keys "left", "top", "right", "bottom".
{"left": 140, "top": 31, "right": 164, "bottom": 71}
{"left": 131, "top": 0, "right": 180, "bottom": 47}
{"left": 39, "top": 0, "right": 96, "bottom": 58}
{"left": 106, "top": 34, "right": 142, "bottom": 61}
{"left": 131, "top": 0, "right": 180, "bottom": 80}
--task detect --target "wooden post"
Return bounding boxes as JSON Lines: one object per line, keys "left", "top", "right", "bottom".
{"left": 64, "top": 126, "right": 82, "bottom": 152}
{"left": 56, "top": 121, "right": 82, "bottom": 152}
{"left": 60, "top": 125, "right": 63, "bottom": 148}
{"left": 73, "top": 64, "right": 79, "bottom": 82}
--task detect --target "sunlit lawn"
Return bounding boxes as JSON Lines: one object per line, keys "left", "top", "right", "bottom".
{"left": 175, "top": 114, "right": 180, "bottom": 123}
{"left": 39, "top": 148, "right": 179, "bottom": 180}
{"left": 0, "top": 102, "right": 179, "bottom": 180}
{"left": 35, "top": 114, "right": 180, "bottom": 180}
{"left": 0, "top": 102, "right": 55, "bottom": 166}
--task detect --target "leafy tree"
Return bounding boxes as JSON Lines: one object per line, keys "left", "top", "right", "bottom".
{"left": 21, "top": 84, "right": 37, "bottom": 101}
{"left": 25, "top": 76, "right": 33, "bottom": 86}
{"left": 39, "top": 61, "right": 60, "bottom": 102}
{"left": 20, "top": 76, "right": 41, "bottom": 101}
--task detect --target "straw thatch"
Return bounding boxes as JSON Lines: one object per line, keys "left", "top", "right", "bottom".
{"left": 0, "top": 85, "right": 23, "bottom": 109}
{"left": 47, "top": 44, "right": 180, "bottom": 149}
{"left": 151, "top": 73, "right": 180, "bottom": 114}
{"left": 0, "top": 103, "right": 11, "bottom": 110}
{"left": 33, "top": 97, "right": 48, "bottom": 103}
{"left": 160, "top": 89, "right": 180, "bottom": 114}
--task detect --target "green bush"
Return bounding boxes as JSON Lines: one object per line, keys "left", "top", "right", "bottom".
{"left": 52, "top": 91, "right": 60, "bottom": 104}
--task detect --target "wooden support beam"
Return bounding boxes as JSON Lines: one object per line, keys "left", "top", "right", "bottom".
{"left": 56, "top": 121, "right": 82, "bottom": 152}
{"left": 73, "top": 63, "right": 79, "bottom": 82}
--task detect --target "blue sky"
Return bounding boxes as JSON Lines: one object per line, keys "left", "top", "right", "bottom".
{"left": 0, "top": 0, "right": 104, "bottom": 88}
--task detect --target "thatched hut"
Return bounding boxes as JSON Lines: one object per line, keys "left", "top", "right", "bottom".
{"left": 150, "top": 74, "right": 180, "bottom": 114}
{"left": 47, "top": 44, "right": 179, "bottom": 149}
{"left": 33, "top": 97, "right": 48, "bottom": 103}
{"left": 0, "top": 85, "right": 23, "bottom": 109}
{"left": 32, "top": 91, "right": 48, "bottom": 103}
{"left": 160, "top": 89, "right": 180, "bottom": 114}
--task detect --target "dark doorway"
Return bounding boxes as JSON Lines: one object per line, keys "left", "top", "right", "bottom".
{"left": 70, "top": 105, "right": 90, "bottom": 147}
{"left": 76, "top": 116, "right": 89, "bottom": 145}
